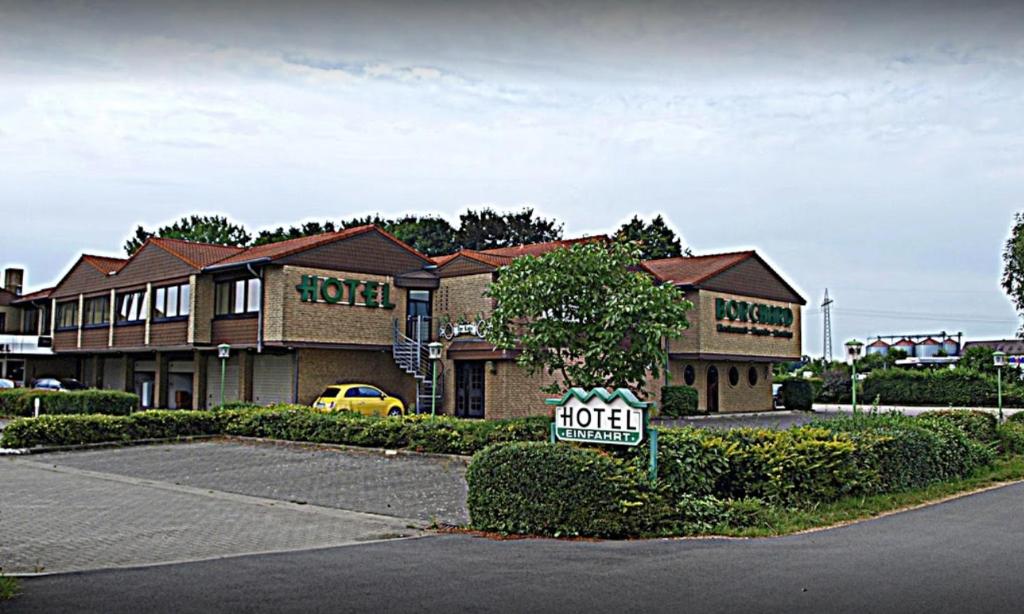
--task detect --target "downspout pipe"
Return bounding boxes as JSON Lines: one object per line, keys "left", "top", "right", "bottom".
{"left": 246, "top": 263, "right": 264, "bottom": 354}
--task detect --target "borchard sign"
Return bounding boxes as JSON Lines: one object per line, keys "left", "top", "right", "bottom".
{"left": 546, "top": 388, "right": 651, "bottom": 446}
{"left": 295, "top": 275, "right": 396, "bottom": 309}
{"left": 714, "top": 297, "right": 794, "bottom": 339}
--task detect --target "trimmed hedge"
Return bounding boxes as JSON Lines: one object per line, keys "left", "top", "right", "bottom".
{"left": 780, "top": 380, "right": 814, "bottom": 411}
{"left": 0, "top": 411, "right": 227, "bottom": 448}
{"left": 467, "top": 442, "right": 661, "bottom": 537}
{"left": 1008, "top": 412, "right": 1024, "bottom": 425}
{"left": 0, "top": 406, "right": 552, "bottom": 455}
{"left": 918, "top": 410, "right": 998, "bottom": 443}
{"left": 998, "top": 422, "right": 1024, "bottom": 454}
{"left": 660, "top": 386, "right": 700, "bottom": 417}
{"left": 0, "top": 389, "right": 138, "bottom": 417}
{"left": 862, "top": 369, "right": 1024, "bottom": 408}
{"left": 468, "top": 411, "right": 1002, "bottom": 537}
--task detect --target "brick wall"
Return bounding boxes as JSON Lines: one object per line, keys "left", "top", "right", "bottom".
{"left": 296, "top": 348, "right": 418, "bottom": 407}
{"left": 190, "top": 274, "right": 214, "bottom": 344}
{"left": 275, "top": 265, "right": 406, "bottom": 346}
{"left": 484, "top": 361, "right": 559, "bottom": 420}
{"left": 667, "top": 359, "right": 773, "bottom": 413}
{"left": 435, "top": 273, "right": 493, "bottom": 324}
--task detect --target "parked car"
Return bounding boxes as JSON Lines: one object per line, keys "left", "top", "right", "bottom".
{"left": 0, "top": 378, "right": 14, "bottom": 389}
{"left": 772, "top": 383, "right": 784, "bottom": 409}
{"left": 32, "top": 378, "right": 87, "bottom": 392}
{"left": 313, "top": 384, "right": 405, "bottom": 417}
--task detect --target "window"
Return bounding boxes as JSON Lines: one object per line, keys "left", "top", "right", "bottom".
{"left": 748, "top": 366, "right": 759, "bottom": 387}
{"left": 23, "top": 308, "right": 38, "bottom": 334}
{"left": 153, "top": 283, "right": 189, "bottom": 320}
{"left": 40, "top": 305, "right": 50, "bottom": 335}
{"left": 84, "top": 295, "right": 110, "bottom": 326}
{"left": 0, "top": 313, "right": 6, "bottom": 333}
{"left": 728, "top": 366, "right": 740, "bottom": 387}
{"left": 683, "top": 365, "right": 695, "bottom": 386}
{"left": 215, "top": 278, "right": 261, "bottom": 316}
{"left": 56, "top": 301, "right": 78, "bottom": 330}
{"left": 116, "top": 290, "right": 147, "bottom": 323}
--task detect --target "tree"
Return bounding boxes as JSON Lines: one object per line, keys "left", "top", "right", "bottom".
{"left": 1002, "top": 212, "right": 1024, "bottom": 335}
{"left": 253, "top": 221, "right": 337, "bottom": 246}
{"left": 124, "top": 215, "right": 252, "bottom": 255}
{"left": 484, "top": 241, "right": 692, "bottom": 395}
{"left": 959, "top": 345, "right": 996, "bottom": 376}
{"left": 614, "top": 214, "right": 687, "bottom": 260}
{"left": 456, "top": 207, "right": 562, "bottom": 251}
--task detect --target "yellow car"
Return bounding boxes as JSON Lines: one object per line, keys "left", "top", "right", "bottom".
{"left": 313, "top": 384, "right": 406, "bottom": 417}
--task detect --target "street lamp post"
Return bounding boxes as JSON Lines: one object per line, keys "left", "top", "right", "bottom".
{"left": 427, "top": 342, "right": 443, "bottom": 417}
{"left": 217, "top": 343, "right": 231, "bottom": 408}
{"left": 994, "top": 351, "right": 1006, "bottom": 423}
{"left": 846, "top": 339, "right": 864, "bottom": 414}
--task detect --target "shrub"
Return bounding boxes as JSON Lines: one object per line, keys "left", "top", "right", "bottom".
{"left": 660, "top": 386, "right": 700, "bottom": 417}
{"left": 817, "top": 369, "right": 852, "bottom": 404}
{"left": 1008, "top": 412, "right": 1024, "bottom": 425}
{"left": 0, "top": 411, "right": 228, "bottom": 448}
{"left": 467, "top": 442, "right": 663, "bottom": 537}
{"left": 917, "top": 410, "right": 998, "bottom": 443}
{"left": 862, "top": 368, "right": 1024, "bottom": 408}
{"left": 817, "top": 412, "right": 995, "bottom": 492}
{"left": 780, "top": 380, "right": 814, "bottom": 411}
{"left": 716, "top": 427, "right": 866, "bottom": 503}
{"left": 0, "top": 389, "right": 138, "bottom": 417}
{"left": 997, "top": 422, "right": 1024, "bottom": 454}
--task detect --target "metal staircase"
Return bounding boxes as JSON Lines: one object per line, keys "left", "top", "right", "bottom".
{"left": 392, "top": 318, "right": 442, "bottom": 413}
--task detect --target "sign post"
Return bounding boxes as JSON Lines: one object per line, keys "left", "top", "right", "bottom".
{"left": 217, "top": 343, "right": 231, "bottom": 408}
{"left": 546, "top": 387, "right": 658, "bottom": 482}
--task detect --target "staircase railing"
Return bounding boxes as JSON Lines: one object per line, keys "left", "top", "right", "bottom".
{"left": 392, "top": 318, "right": 442, "bottom": 413}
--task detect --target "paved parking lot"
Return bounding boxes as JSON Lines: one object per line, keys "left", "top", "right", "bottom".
{"left": 0, "top": 441, "right": 468, "bottom": 574}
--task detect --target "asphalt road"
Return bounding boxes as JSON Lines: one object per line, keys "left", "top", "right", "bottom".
{"left": 8, "top": 481, "right": 1024, "bottom": 614}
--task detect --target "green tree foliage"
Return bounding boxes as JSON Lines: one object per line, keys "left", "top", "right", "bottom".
{"left": 455, "top": 207, "right": 562, "bottom": 251}
{"left": 614, "top": 214, "right": 688, "bottom": 260}
{"left": 253, "top": 221, "right": 338, "bottom": 245}
{"left": 1003, "top": 211, "right": 1024, "bottom": 335}
{"left": 484, "top": 242, "right": 692, "bottom": 395}
{"left": 958, "top": 345, "right": 997, "bottom": 376}
{"left": 124, "top": 215, "right": 252, "bottom": 255}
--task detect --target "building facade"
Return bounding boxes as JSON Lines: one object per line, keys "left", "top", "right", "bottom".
{"left": 7, "top": 226, "right": 804, "bottom": 416}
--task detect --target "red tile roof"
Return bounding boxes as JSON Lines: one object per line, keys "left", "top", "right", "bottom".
{"left": 433, "top": 236, "right": 609, "bottom": 268}
{"left": 11, "top": 286, "right": 54, "bottom": 303}
{"left": 640, "top": 251, "right": 755, "bottom": 286}
{"left": 208, "top": 225, "right": 431, "bottom": 268}
{"left": 82, "top": 255, "right": 128, "bottom": 275}
{"left": 150, "top": 237, "right": 245, "bottom": 269}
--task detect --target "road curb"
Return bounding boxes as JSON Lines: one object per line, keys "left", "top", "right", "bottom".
{"left": 0, "top": 435, "right": 219, "bottom": 456}
{"left": 225, "top": 435, "right": 472, "bottom": 463}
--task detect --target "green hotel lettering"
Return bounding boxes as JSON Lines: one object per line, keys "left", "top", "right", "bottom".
{"left": 296, "top": 275, "right": 396, "bottom": 309}
{"left": 715, "top": 297, "right": 794, "bottom": 337}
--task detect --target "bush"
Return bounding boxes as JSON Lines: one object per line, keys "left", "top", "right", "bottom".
{"left": 660, "top": 386, "right": 700, "bottom": 417}
{"left": 863, "top": 369, "right": 1024, "bottom": 408}
{"left": 0, "top": 389, "right": 138, "bottom": 417}
{"left": 817, "top": 369, "right": 852, "bottom": 404}
{"left": 467, "top": 442, "right": 662, "bottom": 537}
{"left": 918, "top": 410, "right": 998, "bottom": 443}
{"left": 0, "top": 411, "right": 228, "bottom": 448}
{"left": 998, "top": 422, "right": 1024, "bottom": 454}
{"left": 781, "top": 380, "right": 814, "bottom": 411}
{"left": 1008, "top": 412, "right": 1024, "bottom": 425}
{"left": 817, "top": 412, "right": 995, "bottom": 492}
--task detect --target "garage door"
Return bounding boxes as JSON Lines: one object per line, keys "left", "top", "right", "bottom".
{"left": 253, "top": 354, "right": 294, "bottom": 406}
{"left": 206, "top": 356, "right": 239, "bottom": 408}
{"left": 103, "top": 357, "right": 126, "bottom": 392}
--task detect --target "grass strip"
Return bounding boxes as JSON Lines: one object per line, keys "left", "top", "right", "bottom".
{"left": 714, "top": 454, "right": 1024, "bottom": 538}
{"left": 0, "top": 573, "right": 19, "bottom": 600}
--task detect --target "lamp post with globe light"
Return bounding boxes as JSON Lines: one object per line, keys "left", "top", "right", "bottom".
{"left": 845, "top": 339, "right": 864, "bottom": 414}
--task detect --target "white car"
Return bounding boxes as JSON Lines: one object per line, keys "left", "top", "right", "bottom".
{"left": 32, "top": 378, "right": 86, "bottom": 392}
{"left": 0, "top": 378, "right": 14, "bottom": 389}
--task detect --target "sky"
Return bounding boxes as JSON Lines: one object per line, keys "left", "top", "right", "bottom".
{"left": 1, "top": 0, "right": 1023, "bottom": 356}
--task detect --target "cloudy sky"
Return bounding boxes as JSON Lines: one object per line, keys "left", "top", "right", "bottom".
{"left": 2, "top": 0, "right": 1022, "bottom": 355}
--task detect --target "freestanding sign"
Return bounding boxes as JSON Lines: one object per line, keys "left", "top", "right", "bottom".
{"left": 546, "top": 388, "right": 659, "bottom": 480}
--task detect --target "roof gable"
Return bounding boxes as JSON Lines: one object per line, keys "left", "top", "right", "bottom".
{"left": 643, "top": 251, "right": 805, "bottom": 305}
{"left": 50, "top": 254, "right": 122, "bottom": 299}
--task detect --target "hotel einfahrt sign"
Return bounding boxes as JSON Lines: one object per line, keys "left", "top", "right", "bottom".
{"left": 546, "top": 388, "right": 652, "bottom": 446}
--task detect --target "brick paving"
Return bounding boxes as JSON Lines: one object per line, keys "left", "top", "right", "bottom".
{"left": 0, "top": 441, "right": 470, "bottom": 574}
{"left": 43, "top": 440, "right": 469, "bottom": 525}
{"left": 0, "top": 457, "right": 419, "bottom": 574}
